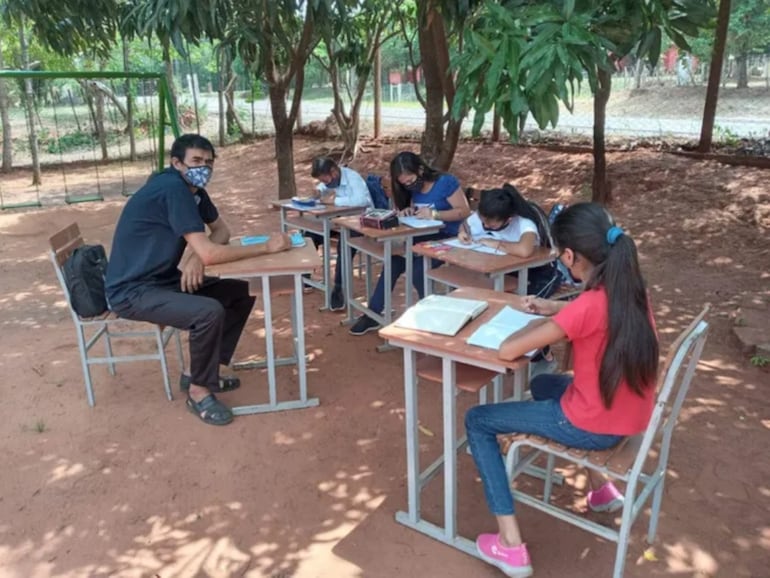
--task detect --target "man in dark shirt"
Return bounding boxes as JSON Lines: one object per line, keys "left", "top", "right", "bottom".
{"left": 106, "top": 134, "right": 290, "bottom": 426}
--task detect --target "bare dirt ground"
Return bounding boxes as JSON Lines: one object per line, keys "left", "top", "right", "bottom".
{"left": 0, "top": 137, "right": 768, "bottom": 578}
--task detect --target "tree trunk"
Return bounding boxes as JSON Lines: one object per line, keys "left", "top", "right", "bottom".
{"left": 634, "top": 58, "right": 644, "bottom": 89}
{"left": 161, "top": 40, "right": 178, "bottom": 124}
{"left": 417, "top": 0, "right": 462, "bottom": 170}
{"left": 225, "top": 62, "right": 237, "bottom": 135}
{"left": 736, "top": 52, "right": 749, "bottom": 89}
{"left": 492, "top": 108, "right": 501, "bottom": 142}
{"left": 374, "top": 46, "right": 382, "bottom": 139}
{"left": 269, "top": 84, "right": 297, "bottom": 200}
{"left": 122, "top": 37, "right": 137, "bottom": 161}
{"left": 18, "top": 21, "right": 41, "bottom": 185}
{"left": 0, "top": 39, "right": 13, "bottom": 172}
{"left": 94, "top": 84, "right": 109, "bottom": 160}
{"left": 591, "top": 67, "right": 612, "bottom": 205}
{"left": 218, "top": 55, "right": 226, "bottom": 146}
{"left": 698, "top": 0, "right": 731, "bottom": 152}
{"left": 418, "top": 23, "right": 445, "bottom": 164}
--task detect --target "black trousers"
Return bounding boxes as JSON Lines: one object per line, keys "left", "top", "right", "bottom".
{"left": 111, "top": 278, "right": 255, "bottom": 389}
{"left": 306, "top": 230, "right": 360, "bottom": 290}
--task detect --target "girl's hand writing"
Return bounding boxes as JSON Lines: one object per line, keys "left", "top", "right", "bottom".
{"left": 458, "top": 222, "right": 472, "bottom": 244}
{"left": 415, "top": 206, "right": 433, "bottom": 219}
{"left": 399, "top": 207, "right": 415, "bottom": 217}
{"left": 522, "top": 296, "right": 559, "bottom": 316}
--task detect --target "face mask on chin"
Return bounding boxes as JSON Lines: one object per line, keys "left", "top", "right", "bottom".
{"left": 404, "top": 178, "right": 424, "bottom": 193}
{"left": 183, "top": 165, "right": 213, "bottom": 188}
{"left": 326, "top": 175, "right": 341, "bottom": 189}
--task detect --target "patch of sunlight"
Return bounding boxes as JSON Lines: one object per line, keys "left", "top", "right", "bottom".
{"left": 370, "top": 400, "right": 385, "bottom": 408}
{"left": 47, "top": 459, "right": 85, "bottom": 483}
{"left": 706, "top": 256, "right": 734, "bottom": 266}
{"left": 355, "top": 437, "right": 377, "bottom": 448}
{"left": 692, "top": 397, "right": 726, "bottom": 407}
{"left": 664, "top": 539, "right": 719, "bottom": 575}
{"left": 761, "top": 420, "right": 770, "bottom": 430}
{"left": 226, "top": 501, "right": 243, "bottom": 511}
{"left": 141, "top": 515, "right": 192, "bottom": 544}
{"left": 13, "top": 291, "right": 35, "bottom": 301}
{"left": 760, "top": 526, "right": 770, "bottom": 549}
{"left": 273, "top": 431, "right": 296, "bottom": 445}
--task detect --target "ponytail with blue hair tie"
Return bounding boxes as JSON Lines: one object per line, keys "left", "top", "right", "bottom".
{"left": 606, "top": 226, "right": 624, "bottom": 246}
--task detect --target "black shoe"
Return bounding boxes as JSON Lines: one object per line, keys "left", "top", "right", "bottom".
{"left": 330, "top": 287, "right": 345, "bottom": 311}
{"left": 349, "top": 315, "right": 381, "bottom": 336}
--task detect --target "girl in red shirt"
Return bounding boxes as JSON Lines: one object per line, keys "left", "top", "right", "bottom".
{"left": 466, "top": 202, "right": 659, "bottom": 577}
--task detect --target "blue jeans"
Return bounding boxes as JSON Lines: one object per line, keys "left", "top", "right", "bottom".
{"left": 465, "top": 373, "right": 623, "bottom": 516}
{"left": 368, "top": 233, "right": 447, "bottom": 315}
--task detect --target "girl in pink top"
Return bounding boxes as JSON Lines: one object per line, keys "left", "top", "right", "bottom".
{"left": 466, "top": 202, "right": 659, "bottom": 577}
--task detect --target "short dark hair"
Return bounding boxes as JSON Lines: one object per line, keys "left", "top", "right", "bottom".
{"left": 311, "top": 157, "right": 338, "bottom": 178}
{"left": 170, "top": 134, "right": 216, "bottom": 163}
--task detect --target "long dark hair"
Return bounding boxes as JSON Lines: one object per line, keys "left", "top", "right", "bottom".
{"left": 390, "top": 151, "right": 441, "bottom": 210}
{"left": 552, "top": 202, "right": 659, "bottom": 408}
{"left": 478, "top": 184, "right": 552, "bottom": 248}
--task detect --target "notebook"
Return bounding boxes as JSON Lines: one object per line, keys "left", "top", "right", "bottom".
{"left": 240, "top": 231, "right": 307, "bottom": 247}
{"left": 394, "top": 294, "right": 489, "bottom": 336}
{"left": 399, "top": 216, "right": 444, "bottom": 229}
{"left": 466, "top": 306, "right": 543, "bottom": 354}
{"left": 445, "top": 238, "right": 506, "bottom": 255}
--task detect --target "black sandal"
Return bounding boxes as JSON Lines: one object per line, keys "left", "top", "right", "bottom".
{"left": 186, "top": 394, "right": 234, "bottom": 426}
{"left": 179, "top": 374, "right": 241, "bottom": 393}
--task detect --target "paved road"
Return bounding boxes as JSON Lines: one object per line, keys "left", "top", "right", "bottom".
{"left": 229, "top": 97, "right": 769, "bottom": 139}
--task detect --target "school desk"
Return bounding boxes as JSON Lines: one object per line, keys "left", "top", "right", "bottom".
{"left": 414, "top": 240, "right": 555, "bottom": 296}
{"left": 379, "top": 287, "right": 534, "bottom": 557}
{"left": 333, "top": 215, "right": 443, "bottom": 351}
{"left": 206, "top": 243, "right": 321, "bottom": 415}
{"left": 270, "top": 200, "right": 368, "bottom": 310}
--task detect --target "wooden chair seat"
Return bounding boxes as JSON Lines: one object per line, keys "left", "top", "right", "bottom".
{"left": 498, "top": 432, "right": 643, "bottom": 477}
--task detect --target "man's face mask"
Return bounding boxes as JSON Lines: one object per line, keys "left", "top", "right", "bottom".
{"left": 326, "top": 175, "right": 341, "bottom": 188}
{"left": 184, "top": 165, "right": 213, "bottom": 188}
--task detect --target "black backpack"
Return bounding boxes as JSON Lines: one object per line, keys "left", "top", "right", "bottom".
{"left": 62, "top": 244, "right": 109, "bottom": 317}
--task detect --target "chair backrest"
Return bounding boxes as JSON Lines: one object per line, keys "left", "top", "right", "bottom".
{"left": 629, "top": 305, "right": 710, "bottom": 477}
{"left": 49, "top": 223, "right": 86, "bottom": 320}
{"left": 366, "top": 174, "right": 391, "bottom": 210}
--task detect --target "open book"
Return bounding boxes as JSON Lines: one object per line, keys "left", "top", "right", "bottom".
{"left": 399, "top": 216, "right": 444, "bottom": 229}
{"left": 241, "top": 231, "right": 306, "bottom": 247}
{"left": 444, "top": 238, "right": 506, "bottom": 255}
{"left": 466, "top": 306, "right": 543, "bottom": 354}
{"left": 394, "top": 294, "right": 489, "bottom": 336}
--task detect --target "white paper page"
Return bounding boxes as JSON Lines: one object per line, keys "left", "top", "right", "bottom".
{"left": 395, "top": 306, "right": 471, "bottom": 336}
{"left": 419, "top": 294, "right": 488, "bottom": 317}
{"left": 399, "top": 216, "right": 444, "bottom": 229}
{"left": 444, "top": 238, "right": 506, "bottom": 255}
{"left": 466, "top": 306, "right": 543, "bottom": 353}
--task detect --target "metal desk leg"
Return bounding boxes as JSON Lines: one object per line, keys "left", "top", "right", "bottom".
{"left": 376, "top": 240, "right": 395, "bottom": 353}
{"left": 493, "top": 273, "right": 504, "bottom": 293}
{"left": 341, "top": 228, "right": 356, "bottom": 325}
{"left": 398, "top": 348, "right": 420, "bottom": 524}
{"left": 442, "top": 357, "right": 458, "bottom": 539}
{"left": 424, "top": 250, "right": 433, "bottom": 297}
{"left": 365, "top": 254, "right": 373, "bottom": 299}
{"left": 294, "top": 273, "right": 309, "bottom": 403}
{"left": 262, "top": 276, "right": 278, "bottom": 406}
{"left": 517, "top": 269, "right": 529, "bottom": 296}
{"left": 280, "top": 207, "right": 288, "bottom": 233}
{"left": 320, "top": 219, "right": 332, "bottom": 310}
{"left": 405, "top": 239, "right": 414, "bottom": 308}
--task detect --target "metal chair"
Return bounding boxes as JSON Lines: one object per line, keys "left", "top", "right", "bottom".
{"left": 49, "top": 223, "right": 184, "bottom": 407}
{"left": 500, "top": 305, "right": 710, "bottom": 578}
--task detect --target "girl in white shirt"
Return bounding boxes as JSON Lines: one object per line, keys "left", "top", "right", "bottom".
{"left": 458, "top": 184, "right": 561, "bottom": 298}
